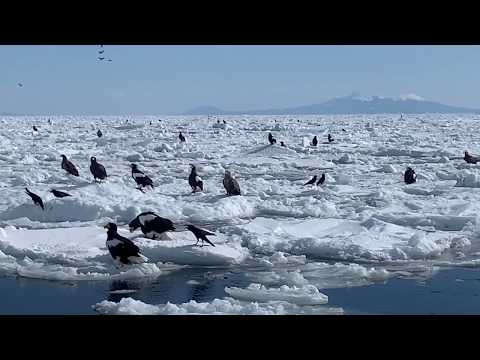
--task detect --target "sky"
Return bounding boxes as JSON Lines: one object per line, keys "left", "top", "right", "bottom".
{"left": 0, "top": 45, "right": 479, "bottom": 115}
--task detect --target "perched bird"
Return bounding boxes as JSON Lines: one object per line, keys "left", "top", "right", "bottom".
{"left": 48, "top": 118, "right": 52, "bottom": 125}
{"left": 50, "top": 189, "right": 72, "bottom": 198}
{"left": 342, "top": 128, "right": 346, "bottom": 132}
{"left": 464, "top": 151, "right": 479, "bottom": 164}
{"left": 304, "top": 175, "right": 318, "bottom": 186}
{"left": 130, "top": 163, "right": 154, "bottom": 189}
{"left": 328, "top": 134, "right": 334, "bottom": 143}
{"left": 98, "top": 50, "right": 104, "bottom": 54}
{"left": 268, "top": 132, "right": 277, "bottom": 145}
{"left": 61, "top": 155, "right": 79, "bottom": 177}
{"left": 90, "top": 156, "right": 107, "bottom": 182}
{"left": 223, "top": 120, "right": 226, "bottom": 124}
{"left": 104, "top": 223, "right": 148, "bottom": 266}
{"left": 280, "top": 141, "right": 286, "bottom": 147}
{"left": 312, "top": 136, "right": 318, "bottom": 146}
{"left": 18, "top": 83, "right": 23, "bottom": 87}
{"left": 98, "top": 57, "right": 105, "bottom": 60}
{"left": 404, "top": 167, "right": 417, "bottom": 185}
{"left": 179, "top": 132, "right": 186, "bottom": 142}
{"left": 316, "top": 173, "right": 326, "bottom": 186}
{"left": 25, "top": 188, "right": 44, "bottom": 210}
{"left": 186, "top": 225, "right": 215, "bottom": 247}
{"left": 107, "top": 59, "right": 113, "bottom": 62}
{"left": 223, "top": 170, "right": 241, "bottom": 196}
{"left": 129, "top": 212, "right": 175, "bottom": 239}
{"left": 97, "top": 129, "right": 102, "bottom": 138}
{"left": 33, "top": 126, "right": 38, "bottom": 132}
{"left": 188, "top": 164, "right": 203, "bottom": 192}
{"left": 149, "top": 121, "right": 152, "bottom": 126}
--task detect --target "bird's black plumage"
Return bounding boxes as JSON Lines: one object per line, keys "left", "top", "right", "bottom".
{"left": 328, "top": 134, "right": 334, "bottom": 143}
{"left": 280, "top": 141, "right": 286, "bottom": 147}
{"left": 25, "top": 188, "right": 44, "bottom": 210}
{"left": 404, "top": 167, "right": 417, "bottom": 185}
{"left": 97, "top": 129, "right": 102, "bottom": 138}
{"left": 304, "top": 175, "right": 317, "bottom": 186}
{"left": 312, "top": 136, "right": 318, "bottom": 146}
{"left": 186, "top": 225, "right": 215, "bottom": 247}
{"left": 316, "top": 173, "right": 326, "bottom": 186}
{"left": 268, "top": 133, "right": 277, "bottom": 145}
{"left": 90, "top": 156, "right": 107, "bottom": 181}
{"left": 61, "top": 155, "right": 79, "bottom": 177}
{"left": 50, "top": 189, "right": 72, "bottom": 198}
{"left": 104, "top": 223, "right": 148, "bottom": 265}
{"left": 130, "top": 164, "right": 154, "bottom": 189}
{"left": 179, "top": 132, "right": 186, "bottom": 142}
{"left": 129, "top": 212, "right": 175, "bottom": 239}
{"left": 189, "top": 164, "right": 203, "bottom": 192}
{"left": 33, "top": 126, "right": 38, "bottom": 132}
{"left": 464, "top": 151, "right": 479, "bottom": 164}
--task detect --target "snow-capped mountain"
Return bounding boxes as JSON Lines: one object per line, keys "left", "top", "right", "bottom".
{"left": 185, "top": 93, "right": 479, "bottom": 115}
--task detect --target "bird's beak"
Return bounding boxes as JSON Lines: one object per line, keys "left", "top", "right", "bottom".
{"left": 103, "top": 224, "right": 109, "bottom": 229}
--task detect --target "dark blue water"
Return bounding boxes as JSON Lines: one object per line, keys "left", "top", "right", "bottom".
{"left": 1, "top": 267, "right": 480, "bottom": 315}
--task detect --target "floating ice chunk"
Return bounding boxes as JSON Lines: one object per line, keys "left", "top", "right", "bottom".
{"left": 93, "top": 297, "right": 344, "bottom": 315}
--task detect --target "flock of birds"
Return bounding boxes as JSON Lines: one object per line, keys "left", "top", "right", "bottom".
{"left": 20, "top": 121, "right": 480, "bottom": 268}
{"left": 23, "top": 125, "right": 243, "bottom": 268}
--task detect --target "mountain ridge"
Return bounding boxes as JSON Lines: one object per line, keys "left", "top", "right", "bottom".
{"left": 185, "top": 94, "right": 480, "bottom": 115}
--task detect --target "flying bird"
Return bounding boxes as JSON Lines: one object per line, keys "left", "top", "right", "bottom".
{"left": 316, "top": 173, "right": 326, "bottom": 186}
{"left": 404, "top": 167, "right": 417, "bottom": 185}
{"left": 50, "top": 189, "right": 72, "bottom": 198}
{"left": 98, "top": 57, "right": 105, "bottom": 61}
{"left": 25, "top": 188, "right": 44, "bottom": 210}
{"left": 179, "top": 132, "right": 186, "bottom": 142}
{"left": 464, "top": 151, "right": 479, "bottom": 164}
{"left": 90, "top": 156, "right": 107, "bottom": 182}
{"left": 188, "top": 164, "right": 203, "bottom": 192}
{"left": 61, "top": 154, "right": 79, "bottom": 177}
{"left": 186, "top": 225, "right": 215, "bottom": 247}
{"left": 312, "top": 136, "right": 318, "bottom": 146}
{"left": 98, "top": 50, "right": 104, "bottom": 54}
{"left": 17, "top": 83, "right": 23, "bottom": 87}
{"left": 304, "top": 175, "right": 318, "bottom": 186}
{"left": 130, "top": 163, "right": 154, "bottom": 190}
{"left": 104, "top": 223, "right": 148, "bottom": 266}
{"left": 129, "top": 212, "right": 175, "bottom": 239}
{"left": 223, "top": 170, "right": 241, "bottom": 196}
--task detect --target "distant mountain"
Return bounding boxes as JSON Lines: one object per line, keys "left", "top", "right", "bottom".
{"left": 184, "top": 94, "right": 480, "bottom": 115}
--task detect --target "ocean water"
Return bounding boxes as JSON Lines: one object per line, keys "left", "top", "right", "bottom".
{"left": 1, "top": 267, "right": 480, "bottom": 315}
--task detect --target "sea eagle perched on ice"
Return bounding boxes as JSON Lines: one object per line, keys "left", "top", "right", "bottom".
{"left": 268, "top": 132, "right": 276, "bottom": 145}
{"left": 464, "top": 151, "right": 479, "bottom": 164}
{"left": 316, "top": 173, "right": 326, "bottom": 186}
{"left": 404, "top": 167, "right": 417, "bottom": 185}
{"left": 97, "top": 129, "right": 102, "bottom": 138}
{"left": 90, "top": 156, "right": 107, "bottom": 182}
{"left": 189, "top": 164, "right": 203, "bottom": 192}
{"left": 61, "top": 154, "right": 79, "bottom": 177}
{"left": 104, "top": 223, "right": 148, "bottom": 266}
{"left": 312, "top": 136, "right": 318, "bottom": 146}
{"left": 130, "top": 163, "right": 154, "bottom": 190}
{"left": 128, "top": 212, "right": 175, "bottom": 239}
{"left": 223, "top": 170, "right": 241, "bottom": 196}
{"left": 179, "top": 132, "right": 186, "bottom": 142}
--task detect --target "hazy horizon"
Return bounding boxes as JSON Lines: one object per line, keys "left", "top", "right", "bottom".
{"left": 1, "top": 45, "right": 480, "bottom": 115}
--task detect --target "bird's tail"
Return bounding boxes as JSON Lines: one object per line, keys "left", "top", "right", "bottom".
{"left": 204, "top": 238, "right": 215, "bottom": 247}
{"left": 130, "top": 254, "right": 149, "bottom": 264}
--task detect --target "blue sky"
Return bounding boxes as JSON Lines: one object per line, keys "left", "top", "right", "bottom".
{"left": 0, "top": 45, "right": 479, "bottom": 115}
